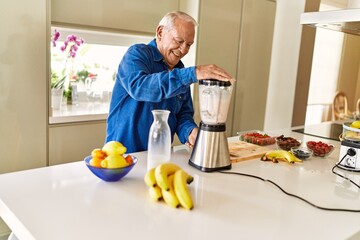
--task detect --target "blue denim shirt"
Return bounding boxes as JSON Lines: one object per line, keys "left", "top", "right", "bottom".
{"left": 105, "top": 39, "right": 198, "bottom": 153}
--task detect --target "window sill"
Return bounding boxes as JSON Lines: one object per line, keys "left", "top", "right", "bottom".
{"left": 49, "top": 102, "right": 109, "bottom": 124}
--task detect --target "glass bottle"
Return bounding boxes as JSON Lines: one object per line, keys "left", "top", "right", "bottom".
{"left": 147, "top": 110, "right": 171, "bottom": 170}
{"left": 70, "top": 80, "right": 79, "bottom": 105}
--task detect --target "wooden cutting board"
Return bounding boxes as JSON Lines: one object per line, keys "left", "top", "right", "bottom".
{"left": 228, "top": 141, "right": 271, "bottom": 163}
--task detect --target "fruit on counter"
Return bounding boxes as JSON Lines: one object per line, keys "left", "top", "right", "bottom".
{"left": 101, "top": 155, "right": 128, "bottom": 168}
{"left": 125, "top": 155, "right": 134, "bottom": 165}
{"left": 155, "top": 163, "right": 181, "bottom": 191}
{"left": 144, "top": 168, "right": 157, "bottom": 187}
{"left": 161, "top": 174, "right": 180, "bottom": 208}
{"left": 275, "top": 135, "right": 301, "bottom": 151}
{"left": 261, "top": 150, "right": 302, "bottom": 164}
{"left": 148, "top": 185, "right": 163, "bottom": 202}
{"left": 239, "top": 132, "right": 275, "bottom": 146}
{"left": 102, "top": 141, "right": 127, "bottom": 156}
{"left": 91, "top": 148, "right": 108, "bottom": 159}
{"left": 89, "top": 141, "right": 133, "bottom": 168}
{"left": 306, "top": 141, "right": 334, "bottom": 157}
{"left": 350, "top": 120, "right": 360, "bottom": 129}
{"left": 290, "top": 147, "right": 313, "bottom": 160}
{"left": 144, "top": 163, "right": 194, "bottom": 210}
{"left": 173, "top": 169, "right": 194, "bottom": 210}
{"left": 89, "top": 149, "right": 107, "bottom": 167}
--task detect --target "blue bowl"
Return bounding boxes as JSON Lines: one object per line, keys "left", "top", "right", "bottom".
{"left": 84, "top": 155, "right": 137, "bottom": 182}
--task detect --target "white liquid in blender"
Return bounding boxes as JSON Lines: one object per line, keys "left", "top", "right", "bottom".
{"left": 200, "top": 87, "right": 231, "bottom": 124}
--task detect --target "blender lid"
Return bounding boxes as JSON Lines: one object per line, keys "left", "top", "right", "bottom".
{"left": 199, "top": 79, "right": 231, "bottom": 87}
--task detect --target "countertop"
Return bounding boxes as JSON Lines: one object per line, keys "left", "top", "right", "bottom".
{"left": 0, "top": 128, "right": 360, "bottom": 240}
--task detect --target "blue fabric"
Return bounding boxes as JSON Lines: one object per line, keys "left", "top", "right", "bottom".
{"left": 105, "top": 39, "right": 198, "bottom": 153}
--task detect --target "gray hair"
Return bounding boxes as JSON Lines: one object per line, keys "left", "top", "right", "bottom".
{"left": 158, "top": 11, "right": 198, "bottom": 30}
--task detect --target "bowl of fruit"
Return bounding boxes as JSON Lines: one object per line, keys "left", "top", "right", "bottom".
{"left": 238, "top": 131, "right": 276, "bottom": 146}
{"left": 275, "top": 135, "right": 301, "bottom": 151}
{"left": 85, "top": 141, "right": 137, "bottom": 182}
{"left": 306, "top": 141, "right": 335, "bottom": 157}
{"left": 290, "top": 146, "right": 313, "bottom": 160}
{"left": 341, "top": 121, "right": 360, "bottom": 142}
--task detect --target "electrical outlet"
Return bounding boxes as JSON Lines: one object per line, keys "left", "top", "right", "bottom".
{"left": 345, "top": 156, "right": 356, "bottom": 168}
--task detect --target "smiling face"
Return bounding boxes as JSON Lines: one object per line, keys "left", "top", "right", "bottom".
{"left": 156, "top": 19, "right": 195, "bottom": 70}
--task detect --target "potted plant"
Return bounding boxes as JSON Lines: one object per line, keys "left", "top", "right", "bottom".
{"left": 50, "top": 70, "right": 66, "bottom": 110}
{"left": 51, "top": 29, "right": 84, "bottom": 106}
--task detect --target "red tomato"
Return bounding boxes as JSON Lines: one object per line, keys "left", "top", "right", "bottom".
{"left": 306, "top": 141, "right": 333, "bottom": 157}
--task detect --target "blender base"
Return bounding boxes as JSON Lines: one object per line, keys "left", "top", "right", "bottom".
{"left": 188, "top": 159, "right": 231, "bottom": 172}
{"left": 189, "top": 122, "right": 232, "bottom": 172}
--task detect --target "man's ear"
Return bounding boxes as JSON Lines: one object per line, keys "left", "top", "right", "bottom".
{"left": 156, "top": 25, "right": 164, "bottom": 40}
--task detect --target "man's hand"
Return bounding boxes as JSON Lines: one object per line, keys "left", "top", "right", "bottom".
{"left": 196, "top": 64, "right": 235, "bottom": 85}
{"left": 185, "top": 127, "right": 198, "bottom": 148}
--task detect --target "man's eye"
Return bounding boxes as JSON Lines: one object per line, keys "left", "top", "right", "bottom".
{"left": 175, "top": 39, "right": 183, "bottom": 44}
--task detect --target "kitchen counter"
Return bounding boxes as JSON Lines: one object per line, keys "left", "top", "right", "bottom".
{"left": 0, "top": 128, "right": 360, "bottom": 240}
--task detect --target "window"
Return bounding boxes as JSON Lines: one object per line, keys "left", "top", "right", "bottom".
{"left": 49, "top": 26, "right": 154, "bottom": 124}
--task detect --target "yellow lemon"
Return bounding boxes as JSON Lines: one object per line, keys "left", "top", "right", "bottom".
{"left": 102, "top": 141, "right": 127, "bottom": 156}
{"left": 350, "top": 120, "right": 360, "bottom": 129}
{"left": 101, "top": 155, "right": 128, "bottom": 168}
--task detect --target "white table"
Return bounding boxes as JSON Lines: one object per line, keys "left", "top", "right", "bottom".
{"left": 1, "top": 129, "right": 360, "bottom": 240}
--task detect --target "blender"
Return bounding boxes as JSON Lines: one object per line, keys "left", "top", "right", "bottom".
{"left": 189, "top": 79, "right": 233, "bottom": 172}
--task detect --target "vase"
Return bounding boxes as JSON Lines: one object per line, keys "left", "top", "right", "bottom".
{"left": 147, "top": 110, "right": 171, "bottom": 170}
{"left": 65, "top": 81, "right": 79, "bottom": 105}
{"left": 51, "top": 88, "right": 63, "bottom": 110}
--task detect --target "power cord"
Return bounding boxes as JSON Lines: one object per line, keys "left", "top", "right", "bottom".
{"left": 218, "top": 154, "right": 360, "bottom": 212}
{"left": 332, "top": 148, "right": 360, "bottom": 188}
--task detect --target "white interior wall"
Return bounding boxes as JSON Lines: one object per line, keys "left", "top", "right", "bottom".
{"left": 264, "top": 0, "right": 306, "bottom": 131}
{"left": 232, "top": 0, "right": 276, "bottom": 133}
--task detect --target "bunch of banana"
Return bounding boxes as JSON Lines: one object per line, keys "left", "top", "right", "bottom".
{"left": 261, "top": 150, "right": 302, "bottom": 164}
{"left": 144, "top": 162, "right": 194, "bottom": 210}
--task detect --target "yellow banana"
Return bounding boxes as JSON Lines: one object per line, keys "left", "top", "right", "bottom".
{"left": 155, "top": 163, "right": 181, "bottom": 191}
{"left": 173, "top": 170, "right": 194, "bottom": 210}
{"left": 148, "top": 185, "right": 162, "bottom": 202}
{"left": 161, "top": 174, "right": 180, "bottom": 208}
{"left": 144, "top": 168, "right": 156, "bottom": 187}
{"left": 261, "top": 150, "right": 302, "bottom": 164}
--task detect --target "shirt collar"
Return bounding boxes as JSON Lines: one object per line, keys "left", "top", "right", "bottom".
{"left": 148, "top": 39, "right": 184, "bottom": 68}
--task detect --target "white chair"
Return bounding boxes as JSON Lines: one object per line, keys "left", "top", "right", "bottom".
{"left": 332, "top": 91, "right": 351, "bottom": 120}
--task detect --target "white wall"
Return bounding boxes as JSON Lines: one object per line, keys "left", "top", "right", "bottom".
{"left": 195, "top": 0, "right": 243, "bottom": 135}
{"left": 264, "top": 0, "right": 306, "bottom": 131}
{"left": 232, "top": 0, "right": 276, "bottom": 133}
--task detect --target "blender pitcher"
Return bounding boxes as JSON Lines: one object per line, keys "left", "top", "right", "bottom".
{"left": 189, "top": 79, "right": 233, "bottom": 172}
{"left": 199, "top": 80, "right": 232, "bottom": 124}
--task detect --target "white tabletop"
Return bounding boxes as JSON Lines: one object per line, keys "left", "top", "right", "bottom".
{"left": 1, "top": 128, "right": 360, "bottom": 240}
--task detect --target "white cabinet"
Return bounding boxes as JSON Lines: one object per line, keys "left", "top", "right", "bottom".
{"left": 49, "top": 122, "right": 106, "bottom": 165}
{"left": 0, "top": 0, "right": 48, "bottom": 173}
{"left": 301, "top": 8, "right": 360, "bottom": 36}
{"left": 51, "top": 0, "right": 179, "bottom": 33}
